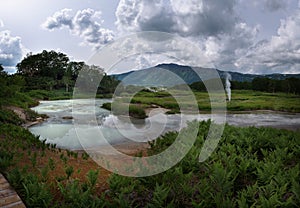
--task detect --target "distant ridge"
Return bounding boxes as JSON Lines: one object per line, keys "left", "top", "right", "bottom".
{"left": 113, "top": 63, "right": 300, "bottom": 86}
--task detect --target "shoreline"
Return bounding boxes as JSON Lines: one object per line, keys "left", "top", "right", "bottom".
{"left": 5, "top": 106, "right": 47, "bottom": 129}
{"left": 11, "top": 98, "right": 300, "bottom": 153}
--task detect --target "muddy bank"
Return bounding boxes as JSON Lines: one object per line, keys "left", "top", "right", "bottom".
{"left": 5, "top": 106, "right": 47, "bottom": 128}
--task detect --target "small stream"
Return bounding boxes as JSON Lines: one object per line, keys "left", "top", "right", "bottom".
{"left": 29, "top": 99, "right": 300, "bottom": 150}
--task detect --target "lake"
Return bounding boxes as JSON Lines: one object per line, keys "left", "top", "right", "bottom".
{"left": 29, "top": 99, "right": 300, "bottom": 150}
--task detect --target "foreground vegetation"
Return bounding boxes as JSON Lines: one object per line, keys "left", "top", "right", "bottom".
{"left": 1, "top": 118, "right": 300, "bottom": 207}
{"left": 0, "top": 123, "right": 111, "bottom": 207}
{"left": 107, "top": 121, "right": 300, "bottom": 207}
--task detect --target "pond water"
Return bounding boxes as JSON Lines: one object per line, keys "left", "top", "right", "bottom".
{"left": 29, "top": 99, "right": 300, "bottom": 150}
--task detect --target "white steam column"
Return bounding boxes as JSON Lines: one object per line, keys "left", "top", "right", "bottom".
{"left": 225, "top": 72, "right": 232, "bottom": 102}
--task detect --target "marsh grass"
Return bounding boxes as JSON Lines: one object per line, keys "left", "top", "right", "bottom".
{"left": 124, "top": 90, "right": 300, "bottom": 113}
{"left": 102, "top": 102, "right": 147, "bottom": 119}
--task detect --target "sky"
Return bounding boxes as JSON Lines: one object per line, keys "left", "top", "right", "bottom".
{"left": 0, "top": 0, "right": 300, "bottom": 74}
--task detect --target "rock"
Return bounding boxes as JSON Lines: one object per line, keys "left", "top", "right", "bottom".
{"left": 62, "top": 116, "right": 73, "bottom": 120}
{"left": 36, "top": 117, "right": 43, "bottom": 121}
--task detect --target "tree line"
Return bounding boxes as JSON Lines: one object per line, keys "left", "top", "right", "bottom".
{"left": 190, "top": 77, "right": 300, "bottom": 95}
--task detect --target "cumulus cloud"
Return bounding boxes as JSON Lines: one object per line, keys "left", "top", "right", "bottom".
{"left": 42, "top": 9, "right": 73, "bottom": 30}
{"left": 42, "top": 8, "right": 114, "bottom": 50}
{"left": 236, "top": 10, "right": 300, "bottom": 74}
{"left": 0, "top": 30, "right": 24, "bottom": 67}
{"left": 116, "top": 0, "right": 239, "bottom": 37}
{"left": 115, "top": 0, "right": 259, "bottom": 71}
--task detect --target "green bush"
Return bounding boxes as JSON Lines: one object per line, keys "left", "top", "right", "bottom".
{"left": 102, "top": 102, "right": 147, "bottom": 119}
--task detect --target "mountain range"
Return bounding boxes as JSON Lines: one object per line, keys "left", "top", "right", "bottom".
{"left": 113, "top": 63, "right": 300, "bottom": 87}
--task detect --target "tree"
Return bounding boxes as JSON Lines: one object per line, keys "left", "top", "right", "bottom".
{"left": 62, "top": 70, "right": 73, "bottom": 93}
{"left": 67, "top": 61, "right": 85, "bottom": 80}
{"left": 252, "top": 78, "right": 270, "bottom": 92}
{"left": 98, "top": 75, "right": 120, "bottom": 94}
{"left": 75, "top": 65, "right": 105, "bottom": 94}
{"left": 16, "top": 50, "right": 69, "bottom": 80}
{"left": 0, "top": 64, "right": 7, "bottom": 76}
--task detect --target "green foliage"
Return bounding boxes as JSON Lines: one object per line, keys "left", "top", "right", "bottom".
{"left": 120, "top": 89, "right": 300, "bottom": 113}
{"left": 22, "top": 173, "right": 53, "bottom": 207}
{"left": 192, "top": 77, "right": 300, "bottom": 95}
{"left": 17, "top": 50, "right": 69, "bottom": 79}
{"left": 101, "top": 102, "right": 111, "bottom": 111}
{"left": 86, "top": 169, "right": 99, "bottom": 191}
{"left": 65, "top": 165, "right": 74, "bottom": 179}
{"left": 7, "top": 168, "right": 53, "bottom": 207}
{"left": 58, "top": 178, "right": 105, "bottom": 207}
{"left": 30, "top": 152, "right": 37, "bottom": 168}
{"left": 102, "top": 102, "right": 147, "bottom": 119}
{"left": 107, "top": 121, "right": 300, "bottom": 207}
{"left": 14, "top": 50, "right": 118, "bottom": 96}
{"left": 0, "top": 108, "right": 24, "bottom": 125}
{"left": 0, "top": 151, "right": 14, "bottom": 171}
{"left": 252, "top": 77, "right": 300, "bottom": 94}
{"left": 82, "top": 152, "right": 90, "bottom": 160}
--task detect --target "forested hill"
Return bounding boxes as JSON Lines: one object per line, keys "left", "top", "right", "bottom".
{"left": 113, "top": 63, "right": 300, "bottom": 85}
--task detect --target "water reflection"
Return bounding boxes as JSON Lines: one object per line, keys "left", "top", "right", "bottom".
{"left": 29, "top": 99, "right": 300, "bottom": 150}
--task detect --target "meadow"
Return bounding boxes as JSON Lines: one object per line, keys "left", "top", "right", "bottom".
{"left": 104, "top": 90, "right": 300, "bottom": 117}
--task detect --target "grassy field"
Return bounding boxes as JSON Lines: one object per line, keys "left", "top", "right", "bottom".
{"left": 115, "top": 90, "right": 300, "bottom": 114}
{"left": 227, "top": 90, "right": 300, "bottom": 112}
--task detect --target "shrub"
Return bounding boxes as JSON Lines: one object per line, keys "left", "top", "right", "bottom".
{"left": 0, "top": 108, "right": 24, "bottom": 125}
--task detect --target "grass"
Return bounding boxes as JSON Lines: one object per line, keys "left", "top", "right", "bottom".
{"left": 26, "top": 89, "right": 73, "bottom": 101}
{"left": 0, "top": 91, "right": 38, "bottom": 108}
{"left": 102, "top": 102, "right": 147, "bottom": 119}
{"left": 227, "top": 90, "right": 300, "bottom": 112}
{"left": 117, "top": 90, "right": 300, "bottom": 113}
